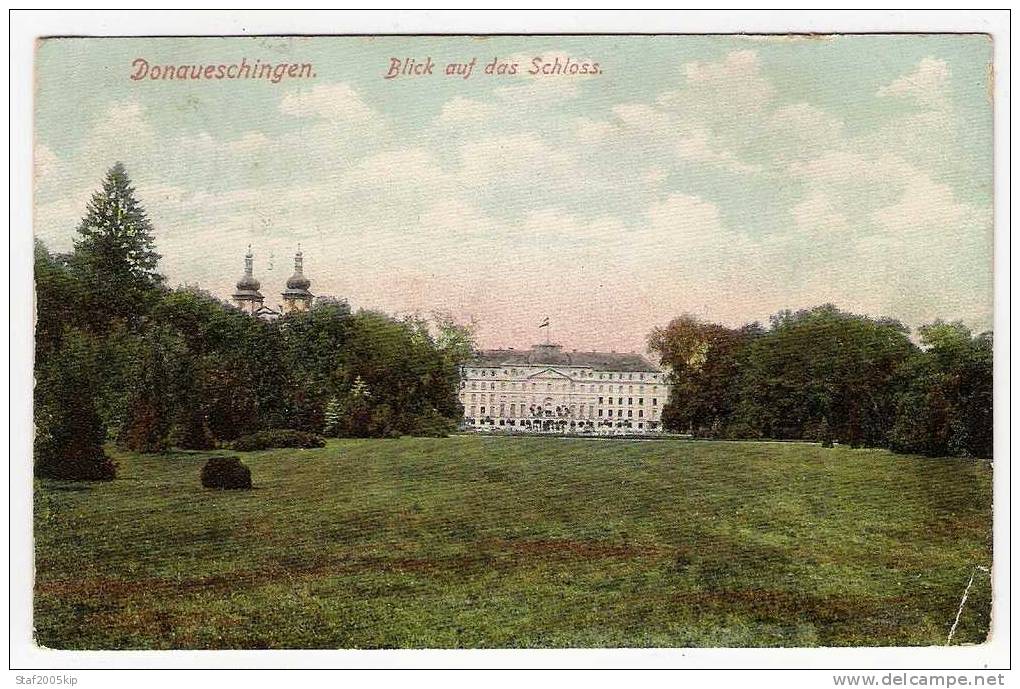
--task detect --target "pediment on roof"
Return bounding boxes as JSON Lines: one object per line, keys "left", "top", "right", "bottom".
{"left": 527, "top": 368, "right": 572, "bottom": 380}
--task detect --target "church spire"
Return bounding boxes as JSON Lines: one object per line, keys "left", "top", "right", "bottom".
{"left": 232, "top": 244, "right": 264, "bottom": 314}
{"left": 282, "top": 246, "right": 313, "bottom": 314}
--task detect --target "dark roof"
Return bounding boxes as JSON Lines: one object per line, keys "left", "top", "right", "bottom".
{"left": 286, "top": 272, "right": 311, "bottom": 291}
{"left": 236, "top": 275, "right": 260, "bottom": 291}
{"left": 468, "top": 344, "right": 661, "bottom": 372}
{"left": 232, "top": 288, "right": 264, "bottom": 300}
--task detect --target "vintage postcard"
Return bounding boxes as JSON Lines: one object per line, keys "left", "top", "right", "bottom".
{"left": 21, "top": 22, "right": 1003, "bottom": 669}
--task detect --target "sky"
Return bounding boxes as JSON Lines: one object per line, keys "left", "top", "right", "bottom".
{"left": 33, "top": 35, "right": 994, "bottom": 352}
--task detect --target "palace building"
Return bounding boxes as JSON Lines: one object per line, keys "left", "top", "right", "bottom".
{"left": 232, "top": 246, "right": 314, "bottom": 321}
{"left": 459, "top": 342, "right": 671, "bottom": 434}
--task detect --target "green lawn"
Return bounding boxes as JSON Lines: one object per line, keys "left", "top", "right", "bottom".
{"left": 34, "top": 437, "right": 993, "bottom": 649}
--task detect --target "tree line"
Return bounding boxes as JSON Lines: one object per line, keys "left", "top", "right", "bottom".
{"left": 35, "top": 164, "right": 992, "bottom": 481}
{"left": 648, "top": 306, "right": 993, "bottom": 458}
{"left": 34, "top": 163, "right": 472, "bottom": 481}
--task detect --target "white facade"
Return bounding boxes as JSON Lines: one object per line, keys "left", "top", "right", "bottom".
{"left": 459, "top": 343, "right": 671, "bottom": 434}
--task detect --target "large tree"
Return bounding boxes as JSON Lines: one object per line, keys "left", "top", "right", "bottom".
{"left": 890, "top": 322, "right": 993, "bottom": 458}
{"left": 34, "top": 240, "right": 89, "bottom": 361}
{"left": 736, "top": 305, "right": 918, "bottom": 445}
{"left": 34, "top": 328, "right": 116, "bottom": 481}
{"left": 71, "top": 162, "right": 163, "bottom": 325}
{"left": 116, "top": 324, "right": 189, "bottom": 454}
{"left": 649, "top": 315, "right": 762, "bottom": 437}
{"left": 146, "top": 287, "right": 291, "bottom": 443}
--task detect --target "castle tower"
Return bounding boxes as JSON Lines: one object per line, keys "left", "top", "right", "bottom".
{"left": 232, "top": 245, "right": 265, "bottom": 315}
{"left": 281, "top": 248, "right": 313, "bottom": 314}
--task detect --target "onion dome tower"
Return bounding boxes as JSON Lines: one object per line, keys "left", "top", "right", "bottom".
{"left": 232, "top": 245, "right": 265, "bottom": 314}
{"left": 281, "top": 247, "right": 313, "bottom": 313}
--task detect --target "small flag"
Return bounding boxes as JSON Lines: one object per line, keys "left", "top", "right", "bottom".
{"left": 538, "top": 317, "right": 549, "bottom": 328}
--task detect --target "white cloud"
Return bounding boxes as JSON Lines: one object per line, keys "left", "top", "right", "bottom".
{"left": 877, "top": 57, "right": 950, "bottom": 108}
{"left": 493, "top": 78, "right": 581, "bottom": 105}
{"left": 573, "top": 116, "right": 614, "bottom": 145}
{"left": 567, "top": 51, "right": 788, "bottom": 176}
{"left": 863, "top": 176, "right": 992, "bottom": 325}
{"left": 34, "top": 144, "right": 59, "bottom": 183}
{"left": 646, "top": 193, "right": 721, "bottom": 235}
{"left": 436, "top": 96, "right": 497, "bottom": 127}
{"left": 459, "top": 133, "right": 576, "bottom": 187}
{"left": 660, "top": 49, "right": 774, "bottom": 115}
{"left": 345, "top": 147, "right": 446, "bottom": 188}
{"left": 80, "top": 101, "right": 156, "bottom": 165}
{"left": 673, "top": 125, "right": 760, "bottom": 174}
{"left": 573, "top": 96, "right": 762, "bottom": 176}
{"left": 872, "top": 174, "right": 985, "bottom": 240}
{"left": 32, "top": 41, "right": 992, "bottom": 347}
{"left": 340, "top": 147, "right": 453, "bottom": 213}
{"left": 643, "top": 194, "right": 758, "bottom": 273}
{"left": 279, "top": 83, "right": 377, "bottom": 122}
{"left": 685, "top": 50, "right": 769, "bottom": 91}
{"left": 643, "top": 168, "right": 667, "bottom": 187}
{"left": 786, "top": 149, "right": 914, "bottom": 208}
{"left": 637, "top": 193, "right": 779, "bottom": 323}
{"left": 227, "top": 131, "right": 272, "bottom": 155}
{"left": 611, "top": 103, "right": 672, "bottom": 136}
{"left": 791, "top": 192, "right": 850, "bottom": 237}
{"left": 767, "top": 103, "right": 846, "bottom": 159}
{"left": 418, "top": 196, "right": 497, "bottom": 238}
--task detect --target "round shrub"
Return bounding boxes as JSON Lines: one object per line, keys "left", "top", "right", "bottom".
{"left": 35, "top": 447, "right": 116, "bottom": 481}
{"left": 231, "top": 429, "right": 325, "bottom": 452}
{"left": 35, "top": 404, "right": 116, "bottom": 481}
{"left": 200, "top": 455, "right": 252, "bottom": 490}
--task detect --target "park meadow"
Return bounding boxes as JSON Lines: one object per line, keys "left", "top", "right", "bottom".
{"left": 35, "top": 436, "right": 991, "bottom": 649}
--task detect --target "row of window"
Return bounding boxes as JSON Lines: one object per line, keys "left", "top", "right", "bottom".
{"left": 463, "top": 380, "right": 661, "bottom": 393}
{"left": 468, "top": 418, "right": 659, "bottom": 430}
{"left": 463, "top": 393, "right": 658, "bottom": 407}
{"left": 466, "top": 368, "right": 659, "bottom": 382}
{"left": 601, "top": 409, "right": 645, "bottom": 418}
{"left": 469, "top": 405, "right": 658, "bottom": 420}
{"left": 597, "top": 397, "right": 657, "bottom": 406}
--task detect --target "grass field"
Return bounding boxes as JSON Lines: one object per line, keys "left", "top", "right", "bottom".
{"left": 34, "top": 437, "right": 993, "bottom": 649}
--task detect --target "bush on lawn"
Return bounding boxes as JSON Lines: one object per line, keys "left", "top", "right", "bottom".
{"left": 399, "top": 408, "right": 457, "bottom": 438}
{"left": 200, "top": 455, "right": 252, "bottom": 490}
{"left": 231, "top": 429, "right": 326, "bottom": 452}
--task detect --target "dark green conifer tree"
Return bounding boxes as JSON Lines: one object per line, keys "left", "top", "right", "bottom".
{"left": 71, "top": 162, "right": 163, "bottom": 326}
